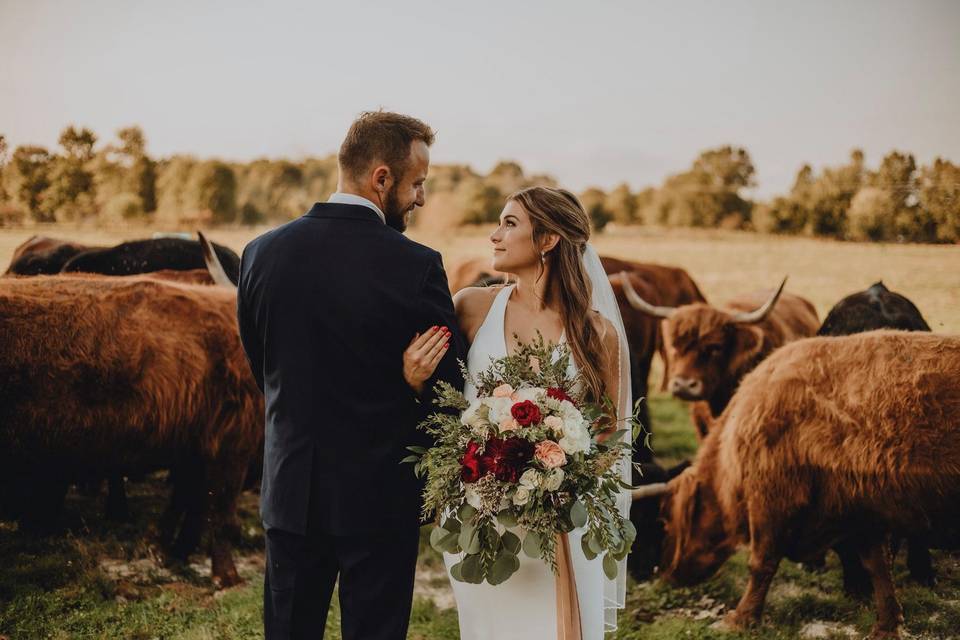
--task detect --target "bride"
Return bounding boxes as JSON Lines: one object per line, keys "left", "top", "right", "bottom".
{"left": 403, "top": 186, "right": 633, "bottom": 639}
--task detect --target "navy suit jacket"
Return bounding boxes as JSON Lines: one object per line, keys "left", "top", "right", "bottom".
{"left": 237, "top": 202, "right": 466, "bottom": 535}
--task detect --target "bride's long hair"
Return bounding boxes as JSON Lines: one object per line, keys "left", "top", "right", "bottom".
{"left": 508, "top": 186, "right": 607, "bottom": 402}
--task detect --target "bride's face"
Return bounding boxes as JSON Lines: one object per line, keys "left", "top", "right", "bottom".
{"left": 489, "top": 200, "right": 539, "bottom": 273}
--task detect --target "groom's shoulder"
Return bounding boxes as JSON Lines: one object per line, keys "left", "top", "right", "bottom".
{"left": 391, "top": 232, "right": 443, "bottom": 266}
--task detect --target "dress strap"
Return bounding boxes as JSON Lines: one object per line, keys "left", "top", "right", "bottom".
{"left": 472, "top": 284, "right": 515, "bottom": 352}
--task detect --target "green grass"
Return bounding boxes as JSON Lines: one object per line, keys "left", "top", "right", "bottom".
{"left": 3, "top": 394, "right": 960, "bottom": 638}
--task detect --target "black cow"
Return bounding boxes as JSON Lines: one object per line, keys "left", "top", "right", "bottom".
{"left": 62, "top": 238, "right": 241, "bottom": 285}
{"left": 817, "top": 281, "right": 931, "bottom": 336}
{"left": 5, "top": 236, "right": 99, "bottom": 276}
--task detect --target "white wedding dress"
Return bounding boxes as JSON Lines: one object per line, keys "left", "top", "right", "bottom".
{"left": 443, "top": 284, "right": 606, "bottom": 640}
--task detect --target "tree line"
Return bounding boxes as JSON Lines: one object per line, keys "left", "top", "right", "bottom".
{"left": 0, "top": 127, "right": 956, "bottom": 243}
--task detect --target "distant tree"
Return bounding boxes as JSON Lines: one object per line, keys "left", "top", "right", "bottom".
{"left": 0, "top": 134, "right": 8, "bottom": 204}
{"left": 116, "top": 126, "right": 157, "bottom": 213}
{"left": 916, "top": 158, "right": 960, "bottom": 243}
{"left": 656, "top": 146, "right": 755, "bottom": 228}
{"left": 462, "top": 182, "right": 503, "bottom": 224}
{"left": 155, "top": 155, "right": 197, "bottom": 224}
{"left": 579, "top": 187, "right": 614, "bottom": 232}
{"left": 10, "top": 145, "right": 52, "bottom": 221}
{"left": 40, "top": 126, "right": 98, "bottom": 221}
{"left": 188, "top": 160, "right": 237, "bottom": 224}
{"left": 804, "top": 150, "right": 864, "bottom": 237}
{"left": 605, "top": 183, "right": 639, "bottom": 224}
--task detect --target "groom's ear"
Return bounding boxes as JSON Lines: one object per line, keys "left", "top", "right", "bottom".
{"left": 371, "top": 164, "right": 394, "bottom": 194}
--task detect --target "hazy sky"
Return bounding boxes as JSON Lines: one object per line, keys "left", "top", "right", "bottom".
{"left": 2, "top": 0, "right": 958, "bottom": 197}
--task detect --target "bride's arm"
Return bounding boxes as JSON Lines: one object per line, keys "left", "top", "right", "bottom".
{"left": 402, "top": 286, "right": 491, "bottom": 391}
{"left": 597, "top": 315, "right": 622, "bottom": 443}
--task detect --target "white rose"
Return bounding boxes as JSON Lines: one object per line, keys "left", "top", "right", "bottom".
{"left": 544, "top": 468, "right": 565, "bottom": 491}
{"left": 460, "top": 400, "right": 486, "bottom": 428}
{"left": 483, "top": 396, "right": 514, "bottom": 426}
{"left": 559, "top": 400, "right": 584, "bottom": 425}
{"left": 511, "top": 387, "right": 543, "bottom": 404}
{"left": 519, "top": 468, "right": 542, "bottom": 489}
{"left": 559, "top": 418, "right": 591, "bottom": 454}
{"left": 513, "top": 485, "right": 531, "bottom": 506}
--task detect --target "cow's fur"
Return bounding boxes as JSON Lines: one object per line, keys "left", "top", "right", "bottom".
{"left": 0, "top": 274, "right": 262, "bottom": 587}
{"left": 660, "top": 331, "right": 960, "bottom": 637}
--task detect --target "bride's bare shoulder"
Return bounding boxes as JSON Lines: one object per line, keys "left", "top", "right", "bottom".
{"left": 454, "top": 286, "right": 502, "bottom": 338}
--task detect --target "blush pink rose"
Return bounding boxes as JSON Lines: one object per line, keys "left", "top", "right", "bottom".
{"left": 499, "top": 418, "right": 521, "bottom": 433}
{"left": 493, "top": 383, "right": 515, "bottom": 398}
{"left": 543, "top": 415, "right": 564, "bottom": 433}
{"left": 535, "top": 440, "right": 567, "bottom": 468}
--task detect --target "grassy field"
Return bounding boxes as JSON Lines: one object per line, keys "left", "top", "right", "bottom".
{"left": 1, "top": 224, "right": 959, "bottom": 638}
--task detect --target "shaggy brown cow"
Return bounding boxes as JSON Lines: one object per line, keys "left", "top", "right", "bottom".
{"left": 654, "top": 331, "right": 960, "bottom": 638}
{"left": 4, "top": 235, "right": 100, "bottom": 276}
{"left": 446, "top": 256, "right": 510, "bottom": 293}
{"left": 618, "top": 274, "right": 819, "bottom": 433}
{"left": 0, "top": 273, "right": 262, "bottom": 587}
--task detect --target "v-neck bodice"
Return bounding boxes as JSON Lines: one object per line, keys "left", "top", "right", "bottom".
{"left": 463, "top": 285, "right": 576, "bottom": 402}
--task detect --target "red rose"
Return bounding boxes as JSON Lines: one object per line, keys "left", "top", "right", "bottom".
{"left": 461, "top": 441, "right": 483, "bottom": 483}
{"left": 511, "top": 400, "right": 542, "bottom": 427}
{"left": 547, "top": 387, "right": 575, "bottom": 405}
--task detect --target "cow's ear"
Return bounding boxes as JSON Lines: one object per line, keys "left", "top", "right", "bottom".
{"left": 730, "top": 325, "right": 765, "bottom": 372}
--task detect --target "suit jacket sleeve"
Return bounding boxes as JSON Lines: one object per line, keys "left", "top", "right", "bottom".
{"left": 414, "top": 252, "right": 466, "bottom": 414}
{"left": 237, "top": 248, "right": 265, "bottom": 394}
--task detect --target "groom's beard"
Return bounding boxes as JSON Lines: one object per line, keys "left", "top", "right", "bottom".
{"left": 382, "top": 186, "right": 414, "bottom": 233}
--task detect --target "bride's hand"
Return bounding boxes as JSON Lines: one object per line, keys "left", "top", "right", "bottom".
{"left": 404, "top": 325, "right": 451, "bottom": 394}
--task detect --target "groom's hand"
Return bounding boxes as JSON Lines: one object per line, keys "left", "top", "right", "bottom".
{"left": 403, "top": 325, "right": 451, "bottom": 394}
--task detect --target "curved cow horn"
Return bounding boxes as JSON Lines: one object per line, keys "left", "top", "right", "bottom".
{"left": 617, "top": 272, "right": 675, "bottom": 319}
{"left": 197, "top": 231, "right": 235, "bottom": 289}
{"left": 731, "top": 276, "right": 788, "bottom": 324}
{"left": 632, "top": 482, "right": 670, "bottom": 500}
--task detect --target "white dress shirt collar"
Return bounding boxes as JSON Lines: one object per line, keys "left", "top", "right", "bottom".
{"left": 326, "top": 192, "right": 385, "bottom": 224}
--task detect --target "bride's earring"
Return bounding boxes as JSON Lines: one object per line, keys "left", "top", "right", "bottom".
{"left": 540, "top": 251, "right": 546, "bottom": 264}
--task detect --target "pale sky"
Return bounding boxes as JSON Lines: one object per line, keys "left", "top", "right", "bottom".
{"left": 2, "top": 0, "right": 958, "bottom": 197}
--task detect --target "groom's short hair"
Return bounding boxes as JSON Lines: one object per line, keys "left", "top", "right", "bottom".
{"left": 339, "top": 111, "right": 435, "bottom": 183}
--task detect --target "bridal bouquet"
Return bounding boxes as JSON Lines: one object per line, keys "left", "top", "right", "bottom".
{"left": 405, "top": 335, "right": 637, "bottom": 586}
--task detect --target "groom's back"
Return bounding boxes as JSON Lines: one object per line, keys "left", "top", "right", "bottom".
{"left": 238, "top": 202, "right": 448, "bottom": 535}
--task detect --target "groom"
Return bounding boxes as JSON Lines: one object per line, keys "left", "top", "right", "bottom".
{"left": 237, "top": 111, "right": 465, "bottom": 639}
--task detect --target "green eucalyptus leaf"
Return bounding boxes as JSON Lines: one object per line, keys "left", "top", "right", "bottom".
{"left": 522, "top": 531, "right": 542, "bottom": 559}
{"left": 429, "top": 527, "right": 449, "bottom": 552}
{"left": 570, "top": 501, "right": 588, "bottom": 528}
{"left": 497, "top": 509, "right": 518, "bottom": 528}
{"left": 588, "top": 534, "right": 603, "bottom": 555}
{"left": 440, "top": 531, "right": 461, "bottom": 553}
{"left": 501, "top": 530, "right": 522, "bottom": 555}
{"left": 443, "top": 518, "right": 462, "bottom": 534}
{"left": 449, "top": 560, "right": 465, "bottom": 582}
{"left": 580, "top": 533, "right": 598, "bottom": 561}
{"left": 488, "top": 552, "right": 520, "bottom": 585}
{"left": 602, "top": 553, "right": 618, "bottom": 580}
{"left": 461, "top": 553, "right": 483, "bottom": 584}
{"left": 459, "top": 504, "right": 478, "bottom": 522}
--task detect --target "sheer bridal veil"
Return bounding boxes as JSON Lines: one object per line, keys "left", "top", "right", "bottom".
{"left": 581, "top": 244, "right": 633, "bottom": 633}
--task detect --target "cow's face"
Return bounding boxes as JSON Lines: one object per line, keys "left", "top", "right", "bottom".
{"left": 659, "top": 469, "right": 735, "bottom": 586}
{"left": 662, "top": 306, "right": 765, "bottom": 403}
